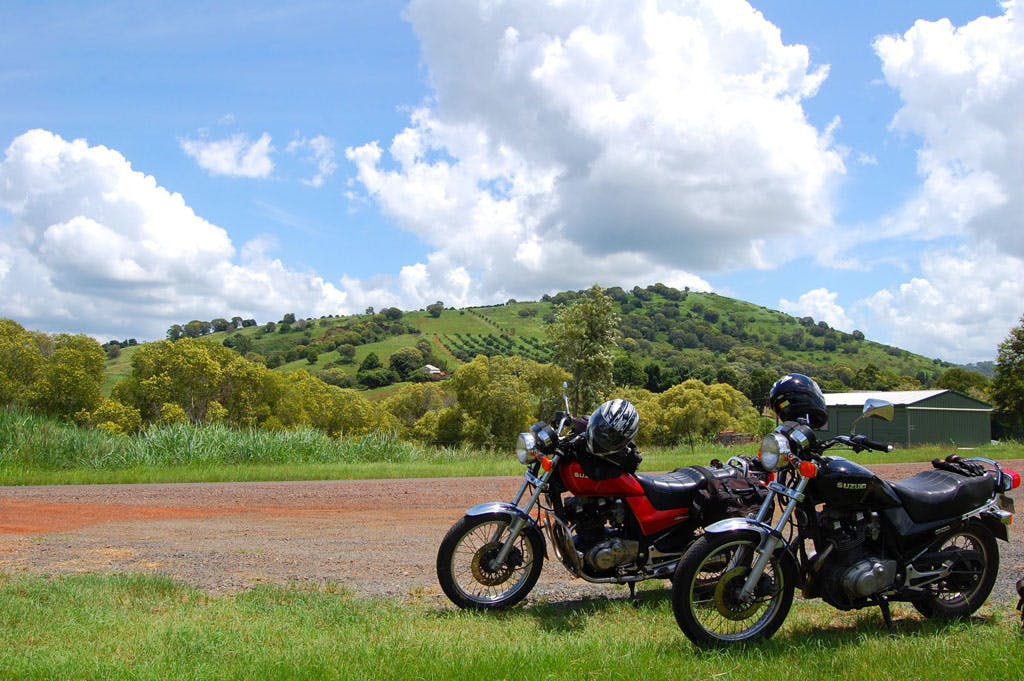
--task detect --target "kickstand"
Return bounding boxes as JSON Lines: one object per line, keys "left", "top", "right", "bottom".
{"left": 874, "top": 596, "right": 894, "bottom": 633}
{"left": 628, "top": 582, "right": 639, "bottom": 607}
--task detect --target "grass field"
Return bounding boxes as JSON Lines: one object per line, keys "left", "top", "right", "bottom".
{"left": 0, "top": 573, "right": 1019, "bottom": 680}
{"left": 1, "top": 407, "right": 1022, "bottom": 679}
{"left": 0, "top": 406, "right": 1020, "bottom": 486}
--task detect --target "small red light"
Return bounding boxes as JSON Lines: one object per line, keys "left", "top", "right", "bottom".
{"left": 799, "top": 460, "right": 818, "bottom": 478}
{"left": 540, "top": 456, "right": 552, "bottom": 472}
{"left": 1007, "top": 469, "right": 1021, "bottom": 490}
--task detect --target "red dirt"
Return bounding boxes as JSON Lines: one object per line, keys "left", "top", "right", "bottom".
{"left": 1, "top": 461, "right": 1022, "bottom": 607}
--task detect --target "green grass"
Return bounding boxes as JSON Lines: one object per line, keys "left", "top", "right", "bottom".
{"left": 0, "top": 407, "right": 1021, "bottom": 486}
{"left": 0, "top": 573, "right": 1018, "bottom": 680}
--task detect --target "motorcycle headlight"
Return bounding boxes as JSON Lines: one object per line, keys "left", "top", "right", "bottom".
{"left": 516, "top": 431, "right": 538, "bottom": 464}
{"left": 758, "top": 432, "right": 792, "bottom": 472}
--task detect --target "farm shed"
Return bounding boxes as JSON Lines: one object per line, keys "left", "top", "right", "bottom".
{"left": 819, "top": 390, "right": 992, "bottom": 447}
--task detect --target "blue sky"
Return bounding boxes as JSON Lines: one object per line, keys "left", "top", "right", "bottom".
{"left": 1, "top": 0, "right": 1021, "bottom": 364}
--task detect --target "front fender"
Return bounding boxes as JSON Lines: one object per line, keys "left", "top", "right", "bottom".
{"left": 465, "top": 502, "right": 540, "bottom": 531}
{"left": 704, "top": 517, "right": 789, "bottom": 549}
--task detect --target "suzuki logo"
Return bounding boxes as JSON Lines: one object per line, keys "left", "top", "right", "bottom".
{"left": 574, "top": 472, "right": 588, "bottom": 479}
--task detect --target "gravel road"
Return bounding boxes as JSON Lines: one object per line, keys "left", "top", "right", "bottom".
{"left": 1, "top": 461, "right": 1022, "bottom": 611}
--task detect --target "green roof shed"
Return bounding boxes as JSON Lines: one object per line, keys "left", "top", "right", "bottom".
{"left": 820, "top": 390, "right": 992, "bottom": 447}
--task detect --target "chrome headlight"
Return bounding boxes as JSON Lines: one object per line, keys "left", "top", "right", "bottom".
{"left": 516, "top": 431, "right": 538, "bottom": 464}
{"left": 758, "top": 432, "right": 792, "bottom": 472}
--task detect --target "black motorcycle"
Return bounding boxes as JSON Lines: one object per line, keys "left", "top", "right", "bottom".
{"left": 671, "top": 398, "right": 1020, "bottom": 647}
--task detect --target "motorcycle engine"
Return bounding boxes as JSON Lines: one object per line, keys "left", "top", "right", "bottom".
{"left": 812, "top": 510, "right": 897, "bottom": 609}
{"left": 564, "top": 496, "right": 639, "bottom": 574}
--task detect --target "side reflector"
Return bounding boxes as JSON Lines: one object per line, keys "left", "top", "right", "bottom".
{"left": 799, "top": 460, "right": 818, "bottom": 478}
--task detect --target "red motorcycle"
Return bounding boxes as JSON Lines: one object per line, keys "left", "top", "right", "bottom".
{"left": 436, "top": 398, "right": 765, "bottom": 609}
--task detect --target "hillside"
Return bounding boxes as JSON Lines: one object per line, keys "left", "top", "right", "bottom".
{"left": 103, "top": 284, "right": 957, "bottom": 402}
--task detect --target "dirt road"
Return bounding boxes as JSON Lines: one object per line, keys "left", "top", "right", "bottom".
{"left": 1, "top": 462, "right": 1022, "bottom": 609}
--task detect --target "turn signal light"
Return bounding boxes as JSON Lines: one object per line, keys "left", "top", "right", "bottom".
{"left": 799, "top": 460, "right": 818, "bottom": 478}
{"left": 540, "top": 456, "right": 552, "bottom": 472}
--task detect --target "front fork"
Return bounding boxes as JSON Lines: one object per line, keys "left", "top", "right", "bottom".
{"left": 737, "top": 474, "right": 810, "bottom": 600}
{"left": 489, "top": 455, "right": 560, "bottom": 568}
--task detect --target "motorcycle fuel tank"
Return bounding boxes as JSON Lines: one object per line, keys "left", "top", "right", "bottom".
{"left": 559, "top": 460, "right": 645, "bottom": 497}
{"left": 812, "top": 457, "right": 902, "bottom": 510}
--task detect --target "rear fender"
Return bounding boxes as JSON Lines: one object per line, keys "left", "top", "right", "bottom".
{"left": 976, "top": 512, "right": 1010, "bottom": 543}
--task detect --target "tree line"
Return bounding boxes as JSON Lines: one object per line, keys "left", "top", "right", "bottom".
{"left": 2, "top": 298, "right": 1022, "bottom": 450}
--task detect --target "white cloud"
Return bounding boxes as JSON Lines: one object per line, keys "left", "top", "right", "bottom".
{"left": 860, "top": 245, "right": 1024, "bottom": 363}
{"left": 287, "top": 135, "right": 337, "bottom": 187}
{"left": 779, "top": 288, "right": 855, "bottom": 332}
{"left": 0, "top": 129, "right": 346, "bottom": 340}
{"left": 855, "top": 2, "right": 1024, "bottom": 362}
{"left": 346, "top": 0, "right": 843, "bottom": 308}
{"left": 873, "top": 2, "right": 1024, "bottom": 251}
{"left": 180, "top": 131, "right": 275, "bottom": 178}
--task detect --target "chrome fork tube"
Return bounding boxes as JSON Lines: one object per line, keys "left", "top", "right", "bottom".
{"left": 490, "top": 455, "right": 560, "bottom": 568}
{"left": 738, "top": 474, "right": 810, "bottom": 600}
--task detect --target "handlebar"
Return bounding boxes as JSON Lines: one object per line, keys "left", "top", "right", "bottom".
{"left": 848, "top": 434, "right": 894, "bottom": 453}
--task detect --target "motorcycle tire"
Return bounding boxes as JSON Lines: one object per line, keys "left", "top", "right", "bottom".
{"left": 911, "top": 520, "right": 999, "bottom": 620}
{"left": 436, "top": 511, "right": 545, "bottom": 610}
{"left": 671, "top": 530, "right": 795, "bottom": 648}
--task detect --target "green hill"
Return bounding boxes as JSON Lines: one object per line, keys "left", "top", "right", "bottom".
{"left": 104, "top": 284, "right": 959, "bottom": 402}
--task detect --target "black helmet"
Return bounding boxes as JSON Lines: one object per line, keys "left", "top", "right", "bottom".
{"left": 769, "top": 373, "right": 828, "bottom": 429}
{"left": 586, "top": 399, "right": 639, "bottom": 456}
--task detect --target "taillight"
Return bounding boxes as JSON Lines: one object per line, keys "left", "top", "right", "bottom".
{"left": 1002, "top": 468, "right": 1021, "bottom": 492}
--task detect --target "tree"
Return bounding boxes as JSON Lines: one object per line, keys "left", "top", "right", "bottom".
{"left": 613, "top": 354, "right": 645, "bottom": 388}
{"left": 649, "top": 379, "right": 759, "bottom": 450}
{"left": 937, "top": 367, "right": 990, "bottom": 400}
{"left": 448, "top": 355, "right": 568, "bottom": 447}
{"left": 389, "top": 346, "right": 424, "bottom": 379}
{"left": 0, "top": 319, "right": 44, "bottom": 406}
{"left": 548, "top": 285, "right": 620, "bottom": 413}
{"left": 30, "top": 333, "right": 106, "bottom": 419}
{"left": 426, "top": 301, "right": 445, "bottom": 318}
{"left": 113, "top": 338, "right": 229, "bottom": 423}
{"left": 992, "top": 315, "right": 1024, "bottom": 437}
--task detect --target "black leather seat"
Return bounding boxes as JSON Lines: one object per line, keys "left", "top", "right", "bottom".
{"left": 890, "top": 469, "right": 995, "bottom": 523}
{"left": 635, "top": 466, "right": 739, "bottom": 511}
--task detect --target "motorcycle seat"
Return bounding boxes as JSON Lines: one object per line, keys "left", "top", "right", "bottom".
{"left": 890, "top": 469, "right": 994, "bottom": 523}
{"left": 635, "top": 466, "right": 738, "bottom": 511}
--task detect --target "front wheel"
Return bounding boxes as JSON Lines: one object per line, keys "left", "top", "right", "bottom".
{"left": 671, "top": 531, "right": 795, "bottom": 647}
{"left": 911, "top": 521, "right": 999, "bottom": 620}
{"left": 436, "top": 512, "right": 545, "bottom": 610}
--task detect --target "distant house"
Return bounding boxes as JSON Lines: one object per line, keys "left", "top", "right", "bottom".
{"left": 421, "top": 364, "right": 446, "bottom": 380}
{"left": 820, "top": 390, "right": 992, "bottom": 447}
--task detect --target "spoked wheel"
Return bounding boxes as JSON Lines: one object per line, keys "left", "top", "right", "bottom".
{"left": 672, "top": 531, "right": 795, "bottom": 647}
{"left": 912, "top": 521, "right": 999, "bottom": 619}
{"left": 436, "top": 512, "right": 544, "bottom": 610}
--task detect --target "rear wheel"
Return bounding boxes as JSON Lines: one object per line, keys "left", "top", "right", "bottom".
{"left": 436, "top": 512, "right": 544, "bottom": 610}
{"left": 911, "top": 521, "right": 999, "bottom": 619}
{"left": 671, "top": 531, "right": 795, "bottom": 647}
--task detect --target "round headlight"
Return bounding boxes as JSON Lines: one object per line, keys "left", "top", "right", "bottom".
{"left": 758, "top": 432, "right": 792, "bottom": 472}
{"left": 516, "top": 432, "right": 538, "bottom": 464}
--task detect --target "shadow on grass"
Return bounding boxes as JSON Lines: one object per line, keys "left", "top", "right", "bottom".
{"left": 660, "top": 606, "right": 1005, "bottom": 658}
{"left": 429, "top": 584, "right": 673, "bottom": 632}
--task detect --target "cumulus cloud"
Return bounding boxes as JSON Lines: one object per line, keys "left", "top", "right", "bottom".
{"left": 346, "top": 0, "right": 843, "bottom": 308}
{"left": 860, "top": 245, "right": 1024, "bottom": 363}
{"left": 180, "top": 131, "right": 275, "bottom": 178}
{"left": 0, "top": 129, "right": 347, "bottom": 340}
{"left": 779, "top": 288, "right": 855, "bottom": 332}
{"left": 873, "top": 2, "right": 1024, "bottom": 251}
{"left": 859, "top": 3, "right": 1024, "bottom": 362}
